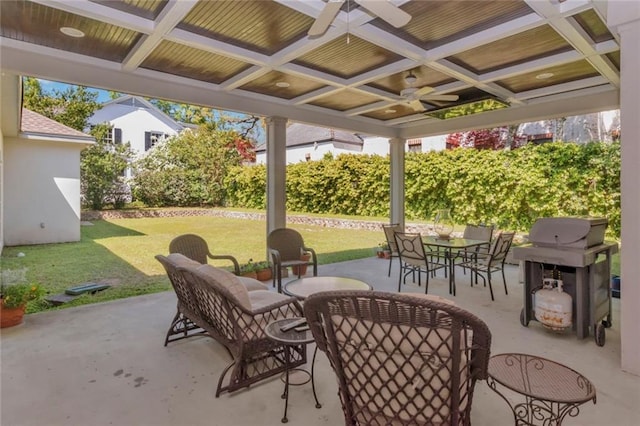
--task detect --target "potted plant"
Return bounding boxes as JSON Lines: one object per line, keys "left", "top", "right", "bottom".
{"left": 239, "top": 259, "right": 259, "bottom": 279}
{"left": 292, "top": 251, "right": 312, "bottom": 276}
{"left": 0, "top": 282, "right": 44, "bottom": 328}
{"left": 254, "top": 261, "right": 272, "bottom": 282}
{"left": 376, "top": 242, "right": 390, "bottom": 258}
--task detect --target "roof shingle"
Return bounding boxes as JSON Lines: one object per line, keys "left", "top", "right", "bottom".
{"left": 21, "top": 108, "right": 92, "bottom": 138}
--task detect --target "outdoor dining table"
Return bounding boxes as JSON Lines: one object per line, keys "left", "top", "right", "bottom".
{"left": 422, "top": 236, "right": 490, "bottom": 296}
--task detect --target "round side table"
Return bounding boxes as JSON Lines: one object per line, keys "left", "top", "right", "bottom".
{"left": 487, "top": 353, "right": 596, "bottom": 425}
{"left": 283, "top": 276, "right": 371, "bottom": 299}
{"left": 265, "top": 317, "right": 321, "bottom": 423}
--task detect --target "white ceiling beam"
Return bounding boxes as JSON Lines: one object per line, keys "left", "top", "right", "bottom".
{"left": 167, "top": 28, "right": 270, "bottom": 66}
{"left": 220, "top": 66, "right": 272, "bottom": 91}
{"left": 514, "top": 76, "right": 610, "bottom": 100}
{"left": 30, "top": 0, "right": 153, "bottom": 34}
{"left": 122, "top": 0, "right": 198, "bottom": 72}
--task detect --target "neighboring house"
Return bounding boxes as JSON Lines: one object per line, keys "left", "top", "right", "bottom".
{"left": 87, "top": 95, "right": 190, "bottom": 176}
{"left": 255, "top": 123, "right": 364, "bottom": 164}
{"left": 2, "top": 108, "right": 94, "bottom": 246}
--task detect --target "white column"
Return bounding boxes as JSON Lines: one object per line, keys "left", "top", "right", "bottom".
{"left": 265, "top": 116, "right": 288, "bottom": 235}
{"left": 612, "top": 11, "right": 640, "bottom": 375}
{"left": 389, "top": 138, "right": 405, "bottom": 229}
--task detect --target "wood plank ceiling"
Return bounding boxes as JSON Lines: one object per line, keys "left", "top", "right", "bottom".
{"left": 0, "top": 0, "right": 620, "bottom": 137}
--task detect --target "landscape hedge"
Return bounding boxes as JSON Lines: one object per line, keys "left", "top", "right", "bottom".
{"left": 224, "top": 142, "right": 620, "bottom": 237}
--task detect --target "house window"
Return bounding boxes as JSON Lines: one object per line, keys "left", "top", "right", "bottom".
{"left": 145, "top": 131, "right": 169, "bottom": 151}
{"left": 92, "top": 126, "right": 122, "bottom": 144}
{"left": 407, "top": 138, "right": 422, "bottom": 152}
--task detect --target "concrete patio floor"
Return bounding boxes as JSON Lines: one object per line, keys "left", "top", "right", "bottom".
{"left": 1, "top": 258, "right": 638, "bottom": 426}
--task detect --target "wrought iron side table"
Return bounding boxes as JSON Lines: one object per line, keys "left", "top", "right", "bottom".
{"left": 487, "top": 353, "right": 596, "bottom": 425}
{"left": 265, "top": 317, "right": 321, "bottom": 423}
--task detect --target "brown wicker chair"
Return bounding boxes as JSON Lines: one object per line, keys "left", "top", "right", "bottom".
{"left": 173, "top": 260, "right": 307, "bottom": 397}
{"left": 267, "top": 228, "right": 318, "bottom": 293}
{"left": 303, "top": 291, "right": 492, "bottom": 426}
{"left": 169, "top": 233, "right": 240, "bottom": 274}
{"left": 382, "top": 223, "right": 402, "bottom": 277}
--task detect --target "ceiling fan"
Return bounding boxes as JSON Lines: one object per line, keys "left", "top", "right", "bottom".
{"left": 308, "top": 0, "right": 412, "bottom": 37}
{"left": 395, "top": 72, "right": 459, "bottom": 112}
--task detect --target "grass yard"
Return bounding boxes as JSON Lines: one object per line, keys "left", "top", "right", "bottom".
{"left": 0, "top": 214, "right": 383, "bottom": 313}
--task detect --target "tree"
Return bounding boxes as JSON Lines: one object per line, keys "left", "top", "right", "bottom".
{"left": 132, "top": 121, "right": 249, "bottom": 207}
{"left": 22, "top": 77, "right": 100, "bottom": 131}
{"left": 81, "top": 124, "right": 134, "bottom": 210}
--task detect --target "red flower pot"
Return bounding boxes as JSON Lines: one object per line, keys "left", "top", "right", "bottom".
{"left": 0, "top": 304, "right": 26, "bottom": 328}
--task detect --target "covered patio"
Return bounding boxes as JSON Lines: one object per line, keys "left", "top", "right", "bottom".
{"left": 2, "top": 259, "right": 637, "bottom": 425}
{"left": 1, "top": 0, "right": 639, "bottom": 383}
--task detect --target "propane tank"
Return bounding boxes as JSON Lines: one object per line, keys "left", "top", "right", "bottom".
{"left": 534, "top": 279, "right": 572, "bottom": 331}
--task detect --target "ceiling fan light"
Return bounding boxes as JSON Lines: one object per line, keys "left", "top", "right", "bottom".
{"left": 405, "top": 73, "right": 417, "bottom": 85}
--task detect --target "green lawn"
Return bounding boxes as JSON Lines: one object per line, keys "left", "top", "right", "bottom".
{"left": 1, "top": 212, "right": 620, "bottom": 314}
{"left": 0, "top": 214, "right": 383, "bottom": 313}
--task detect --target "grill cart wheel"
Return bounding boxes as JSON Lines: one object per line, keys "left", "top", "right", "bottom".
{"left": 520, "top": 308, "right": 529, "bottom": 327}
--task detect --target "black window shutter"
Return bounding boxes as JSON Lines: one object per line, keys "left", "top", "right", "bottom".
{"left": 114, "top": 128, "right": 122, "bottom": 144}
{"left": 145, "top": 131, "right": 151, "bottom": 151}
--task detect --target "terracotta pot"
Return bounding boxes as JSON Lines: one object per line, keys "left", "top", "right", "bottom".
{"left": 292, "top": 253, "right": 312, "bottom": 276}
{"left": 0, "top": 303, "right": 26, "bottom": 328}
{"left": 382, "top": 250, "right": 391, "bottom": 259}
{"left": 376, "top": 250, "right": 385, "bottom": 258}
{"left": 256, "top": 268, "right": 272, "bottom": 282}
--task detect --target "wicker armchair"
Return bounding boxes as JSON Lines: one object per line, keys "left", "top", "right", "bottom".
{"left": 267, "top": 228, "right": 318, "bottom": 293}
{"left": 169, "top": 233, "right": 240, "bottom": 274}
{"left": 174, "top": 261, "right": 307, "bottom": 397}
{"left": 303, "top": 291, "right": 492, "bottom": 426}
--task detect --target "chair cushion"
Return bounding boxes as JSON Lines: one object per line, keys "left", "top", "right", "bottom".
{"left": 238, "top": 277, "right": 269, "bottom": 292}
{"left": 167, "top": 252, "right": 202, "bottom": 267}
{"left": 248, "top": 290, "right": 291, "bottom": 311}
{"left": 196, "top": 264, "right": 251, "bottom": 311}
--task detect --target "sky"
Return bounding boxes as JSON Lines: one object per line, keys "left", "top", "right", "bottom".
{"left": 39, "top": 79, "right": 112, "bottom": 103}
{"left": 36, "top": 78, "right": 266, "bottom": 142}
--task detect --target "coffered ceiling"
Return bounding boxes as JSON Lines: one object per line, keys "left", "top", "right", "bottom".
{"left": 0, "top": 0, "right": 622, "bottom": 139}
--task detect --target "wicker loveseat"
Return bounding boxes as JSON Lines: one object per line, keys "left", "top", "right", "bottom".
{"left": 156, "top": 253, "right": 307, "bottom": 396}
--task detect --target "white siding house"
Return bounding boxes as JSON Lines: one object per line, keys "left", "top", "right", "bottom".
{"left": 255, "top": 122, "right": 449, "bottom": 163}
{"left": 87, "top": 95, "right": 187, "bottom": 176}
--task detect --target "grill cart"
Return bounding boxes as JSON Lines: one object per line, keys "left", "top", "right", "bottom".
{"left": 513, "top": 217, "right": 618, "bottom": 346}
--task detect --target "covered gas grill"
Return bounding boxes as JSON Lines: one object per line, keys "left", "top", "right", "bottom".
{"left": 513, "top": 217, "right": 618, "bottom": 346}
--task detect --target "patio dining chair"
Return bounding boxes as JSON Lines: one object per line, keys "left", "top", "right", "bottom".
{"left": 455, "top": 223, "right": 495, "bottom": 268}
{"left": 267, "top": 228, "right": 317, "bottom": 293}
{"left": 303, "top": 290, "right": 492, "bottom": 426}
{"left": 382, "top": 223, "right": 402, "bottom": 276}
{"left": 458, "top": 231, "right": 515, "bottom": 301}
{"left": 169, "top": 233, "right": 240, "bottom": 274}
{"left": 394, "top": 232, "right": 446, "bottom": 294}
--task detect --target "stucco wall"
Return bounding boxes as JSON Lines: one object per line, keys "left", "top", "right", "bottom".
{"left": 3, "top": 136, "right": 84, "bottom": 245}
{"left": 0, "top": 129, "right": 4, "bottom": 254}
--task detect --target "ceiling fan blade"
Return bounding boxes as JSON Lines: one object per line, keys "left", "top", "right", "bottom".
{"left": 415, "top": 86, "right": 435, "bottom": 97}
{"left": 409, "top": 100, "right": 425, "bottom": 112}
{"left": 355, "top": 0, "right": 412, "bottom": 28}
{"left": 422, "top": 94, "right": 460, "bottom": 102}
{"left": 308, "top": 0, "right": 344, "bottom": 37}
